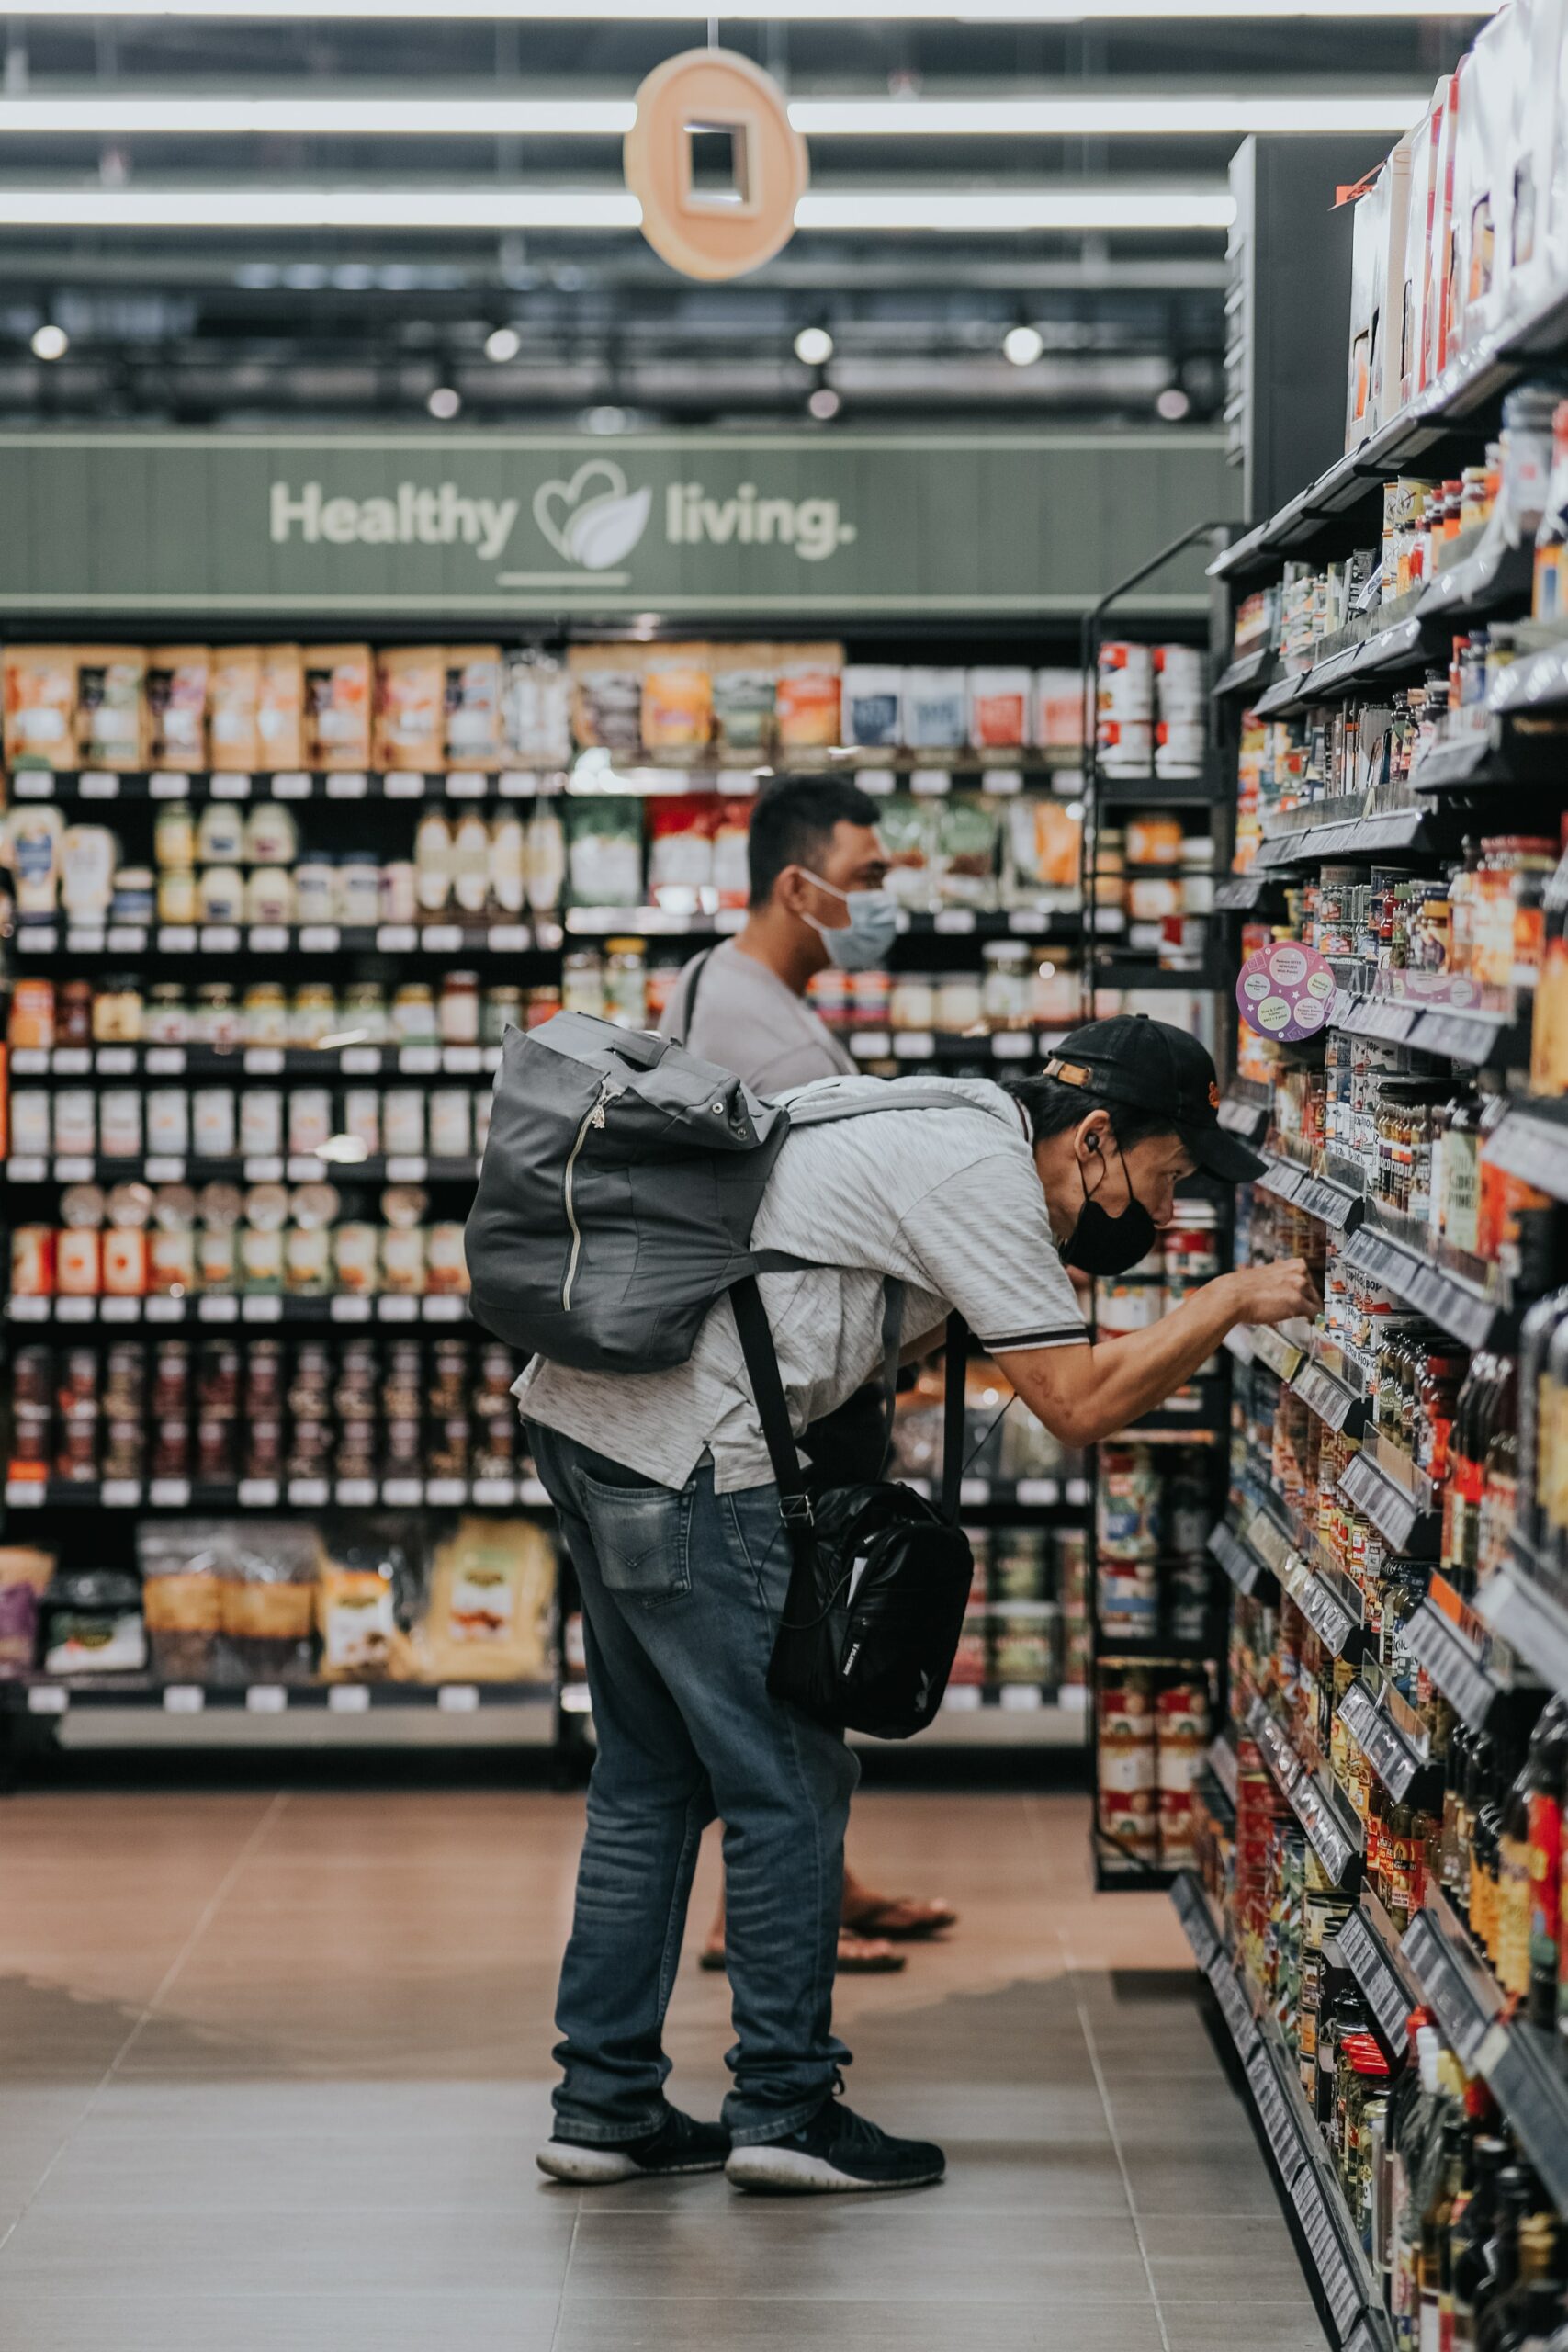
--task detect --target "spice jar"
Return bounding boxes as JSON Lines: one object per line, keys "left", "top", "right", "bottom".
{"left": 194, "top": 984, "right": 242, "bottom": 1050}
{"left": 290, "top": 983, "right": 337, "bottom": 1049}
{"left": 482, "top": 986, "right": 524, "bottom": 1045}
{"left": 438, "top": 971, "right": 481, "bottom": 1045}
{"left": 93, "top": 977, "right": 144, "bottom": 1044}
{"left": 980, "top": 942, "right": 1032, "bottom": 1030}
{"left": 391, "top": 982, "right": 438, "bottom": 1046}
{"left": 158, "top": 867, "right": 199, "bottom": 926}
{"left": 243, "top": 982, "right": 289, "bottom": 1046}
{"left": 146, "top": 985, "right": 190, "bottom": 1046}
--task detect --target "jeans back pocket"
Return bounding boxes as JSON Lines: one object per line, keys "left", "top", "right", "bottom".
{"left": 577, "top": 1470, "right": 693, "bottom": 1605}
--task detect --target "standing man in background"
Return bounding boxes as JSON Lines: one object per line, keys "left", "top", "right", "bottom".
{"left": 663, "top": 775, "right": 958, "bottom": 1974}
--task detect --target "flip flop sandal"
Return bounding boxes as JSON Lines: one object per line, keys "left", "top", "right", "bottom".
{"left": 698, "top": 1930, "right": 907, "bottom": 1975}
{"left": 840, "top": 1896, "right": 958, "bottom": 1940}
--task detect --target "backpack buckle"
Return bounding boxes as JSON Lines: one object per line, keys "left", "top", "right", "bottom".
{"left": 781, "top": 1493, "right": 816, "bottom": 1528}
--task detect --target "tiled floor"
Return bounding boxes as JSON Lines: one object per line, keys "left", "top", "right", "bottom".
{"left": 0, "top": 1779, "right": 1325, "bottom": 2349}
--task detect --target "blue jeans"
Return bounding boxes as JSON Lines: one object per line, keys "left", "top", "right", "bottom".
{"left": 528, "top": 1421, "right": 859, "bottom": 2147}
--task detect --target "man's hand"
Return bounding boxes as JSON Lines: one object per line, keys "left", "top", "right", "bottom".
{"left": 1227, "top": 1257, "right": 1320, "bottom": 1327}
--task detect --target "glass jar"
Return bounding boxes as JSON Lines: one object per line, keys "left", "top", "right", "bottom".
{"left": 889, "top": 974, "right": 935, "bottom": 1032}
{"left": 154, "top": 800, "right": 197, "bottom": 872}
{"left": 482, "top": 986, "right": 524, "bottom": 1045}
{"left": 935, "top": 973, "right": 983, "bottom": 1032}
{"left": 561, "top": 952, "right": 604, "bottom": 1021}
{"left": 157, "top": 868, "right": 199, "bottom": 926}
{"left": 243, "top": 982, "right": 289, "bottom": 1047}
{"left": 293, "top": 861, "right": 336, "bottom": 927}
{"left": 437, "top": 971, "right": 481, "bottom": 1045}
{"left": 391, "top": 982, "right": 438, "bottom": 1046}
{"left": 290, "top": 982, "right": 338, "bottom": 1049}
{"left": 110, "top": 867, "right": 154, "bottom": 926}
{"left": 334, "top": 852, "right": 381, "bottom": 929}
{"left": 341, "top": 981, "right": 389, "bottom": 1045}
{"left": 981, "top": 942, "right": 1032, "bottom": 1030}
{"left": 143, "top": 985, "right": 188, "bottom": 1046}
{"left": 93, "top": 976, "right": 144, "bottom": 1044}
{"left": 196, "top": 802, "right": 245, "bottom": 864}
{"left": 603, "top": 938, "right": 648, "bottom": 1029}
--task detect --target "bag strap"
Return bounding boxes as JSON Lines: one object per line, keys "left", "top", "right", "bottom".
{"left": 731, "top": 1271, "right": 968, "bottom": 1531}
{"left": 940, "top": 1312, "right": 969, "bottom": 1525}
{"left": 665, "top": 945, "right": 716, "bottom": 1048}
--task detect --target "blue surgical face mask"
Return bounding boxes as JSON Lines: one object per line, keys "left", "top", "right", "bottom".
{"left": 798, "top": 868, "right": 898, "bottom": 972}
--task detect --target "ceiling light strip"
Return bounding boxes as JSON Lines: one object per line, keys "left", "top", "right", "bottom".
{"left": 0, "top": 91, "right": 1428, "bottom": 137}
{"left": 0, "top": 183, "right": 1234, "bottom": 231}
{"left": 0, "top": 0, "right": 1499, "bottom": 18}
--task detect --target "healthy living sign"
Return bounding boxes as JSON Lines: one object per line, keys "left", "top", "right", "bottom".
{"left": 0, "top": 429, "right": 1236, "bottom": 619}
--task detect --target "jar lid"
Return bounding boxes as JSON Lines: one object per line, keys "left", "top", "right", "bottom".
{"left": 604, "top": 939, "right": 645, "bottom": 955}
{"left": 114, "top": 867, "right": 154, "bottom": 889}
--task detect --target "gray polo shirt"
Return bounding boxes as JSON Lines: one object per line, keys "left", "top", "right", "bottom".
{"left": 515, "top": 1073, "right": 1088, "bottom": 1493}
{"left": 664, "top": 938, "right": 854, "bottom": 1091}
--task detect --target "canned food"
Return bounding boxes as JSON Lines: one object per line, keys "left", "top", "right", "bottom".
{"left": 11, "top": 1227, "right": 55, "bottom": 1295}
{"left": 102, "top": 1227, "right": 148, "bottom": 1295}
{"left": 57, "top": 1229, "right": 101, "bottom": 1295}
{"left": 240, "top": 1090, "right": 284, "bottom": 1159}
{"left": 148, "top": 1228, "right": 196, "bottom": 1295}
{"left": 428, "top": 1090, "right": 472, "bottom": 1159}
{"left": 192, "top": 1090, "right": 237, "bottom": 1159}
{"left": 52, "top": 1090, "right": 96, "bottom": 1157}
{"left": 146, "top": 1090, "right": 190, "bottom": 1159}
{"left": 383, "top": 1091, "right": 426, "bottom": 1158}
{"left": 287, "top": 1090, "right": 333, "bottom": 1157}
{"left": 333, "top": 1224, "right": 380, "bottom": 1295}
{"left": 98, "top": 1090, "right": 143, "bottom": 1159}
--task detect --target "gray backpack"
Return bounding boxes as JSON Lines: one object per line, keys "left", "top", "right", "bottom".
{"left": 463, "top": 1009, "right": 1001, "bottom": 1373}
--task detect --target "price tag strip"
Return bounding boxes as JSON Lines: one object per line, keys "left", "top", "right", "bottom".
{"left": 1400, "top": 1906, "right": 1496, "bottom": 2067}
{"left": 1337, "top": 1681, "right": 1424, "bottom": 1804}
{"left": 1475, "top": 1549, "right": 1568, "bottom": 1702}
{"left": 1338, "top": 1451, "right": 1424, "bottom": 1556}
{"left": 1208, "top": 1520, "right": 1267, "bottom": 1598}
{"left": 1247, "top": 1699, "right": 1359, "bottom": 1886}
{"left": 1402, "top": 1598, "right": 1504, "bottom": 1730}
{"left": 1343, "top": 1226, "right": 1499, "bottom": 1352}
{"left": 1485, "top": 1106, "right": 1568, "bottom": 1206}
{"left": 1338, "top": 1905, "right": 1414, "bottom": 2058}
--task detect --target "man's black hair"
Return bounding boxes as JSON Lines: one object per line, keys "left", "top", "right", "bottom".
{"left": 748, "top": 775, "right": 881, "bottom": 910}
{"left": 1002, "top": 1072, "right": 1179, "bottom": 1155}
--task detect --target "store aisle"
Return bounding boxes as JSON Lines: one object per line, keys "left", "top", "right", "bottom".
{"left": 0, "top": 1783, "right": 1322, "bottom": 2351}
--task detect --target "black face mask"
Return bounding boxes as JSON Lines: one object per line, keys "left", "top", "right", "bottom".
{"left": 1061, "top": 1139, "right": 1157, "bottom": 1277}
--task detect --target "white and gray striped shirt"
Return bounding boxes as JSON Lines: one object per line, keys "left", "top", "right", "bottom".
{"left": 514, "top": 1074, "right": 1087, "bottom": 1494}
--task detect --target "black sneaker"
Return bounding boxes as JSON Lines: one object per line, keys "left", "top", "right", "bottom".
{"left": 536, "top": 2104, "right": 730, "bottom": 2186}
{"left": 725, "top": 2096, "right": 945, "bottom": 2195}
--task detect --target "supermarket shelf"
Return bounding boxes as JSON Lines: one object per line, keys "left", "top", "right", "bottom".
{"left": 1084, "top": 955, "right": 1232, "bottom": 993}
{"left": 1402, "top": 1889, "right": 1568, "bottom": 2222}
{"left": 1408, "top": 1005, "right": 1528, "bottom": 1067}
{"left": 7, "top": 1043, "right": 503, "bottom": 1081}
{"left": 1336, "top": 1891, "right": 1416, "bottom": 2061}
{"left": 1489, "top": 630, "right": 1568, "bottom": 719}
{"left": 1252, "top": 669, "right": 1309, "bottom": 720}
{"left": 1483, "top": 1097, "right": 1568, "bottom": 1204}
{"left": 13, "top": 917, "right": 546, "bottom": 962}
{"left": 907, "top": 1473, "right": 1093, "bottom": 1515}
{"left": 1172, "top": 1874, "right": 1396, "bottom": 2352}
{"left": 4, "top": 1675, "right": 553, "bottom": 1716}
{"left": 1337, "top": 1676, "right": 1432, "bottom": 1805}
{"left": 1207, "top": 1728, "right": 1239, "bottom": 1809}
{"left": 897, "top": 1691, "right": 1089, "bottom": 1749}
{"left": 1247, "top": 1696, "right": 1362, "bottom": 1885}
{"left": 1415, "top": 533, "right": 1535, "bottom": 628}
{"left": 1215, "top": 648, "right": 1275, "bottom": 698}
{"left": 7, "top": 766, "right": 559, "bottom": 804}
{"left": 1341, "top": 1223, "right": 1506, "bottom": 1351}
{"left": 1209, "top": 1516, "right": 1275, "bottom": 1601}
{"left": 1402, "top": 1578, "right": 1523, "bottom": 1731}
{"left": 1256, "top": 1150, "right": 1364, "bottom": 1235}
{"left": 5, "top": 1153, "right": 484, "bottom": 1189}
{"left": 1090, "top": 763, "right": 1224, "bottom": 805}
{"left": 5, "top": 1473, "right": 552, "bottom": 1512}
{"left": 1291, "top": 1354, "right": 1370, "bottom": 1439}
{"left": 840, "top": 1027, "right": 1065, "bottom": 1069}
{"left": 6, "top": 1292, "right": 475, "bottom": 1329}
{"left": 1213, "top": 873, "right": 1280, "bottom": 912}
{"left": 1332, "top": 994, "right": 1420, "bottom": 1045}
{"left": 1337, "top": 1447, "right": 1438, "bottom": 1559}
{"left": 1475, "top": 1541, "right": 1568, "bottom": 1702}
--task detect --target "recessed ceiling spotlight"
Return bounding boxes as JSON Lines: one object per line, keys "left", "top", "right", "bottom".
{"left": 484, "top": 324, "right": 521, "bottom": 362}
{"left": 1156, "top": 384, "right": 1192, "bottom": 420}
{"left": 794, "top": 323, "right": 834, "bottom": 366}
{"left": 1003, "top": 323, "right": 1044, "bottom": 367}
{"left": 30, "top": 322, "right": 68, "bottom": 360}
{"left": 807, "top": 386, "right": 841, "bottom": 421}
{"left": 426, "top": 384, "right": 461, "bottom": 418}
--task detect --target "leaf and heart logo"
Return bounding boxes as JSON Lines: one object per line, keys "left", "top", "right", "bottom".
{"left": 533, "top": 460, "right": 652, "bottom": 571}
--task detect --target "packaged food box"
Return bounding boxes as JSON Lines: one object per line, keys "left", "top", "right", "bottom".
{"left": 445, "top": 644, "right": 504, "bottom": 764}
{"left": 374, "top": 645, "right": 445, "bottom": 771}
{"left": 640, "top": 644, "right": 713, "bottom": 750}
{"left": 774, "top": 644, "right": 842, "bottom": 748}
{"left": 841, "top": 664, "right": 903, "bottom": 750}
{"left": 304, "top": 645, "right": 373, "bottom": 770}
{"left": 878, "top": 796, "right": 938, "bottom": 910}
{"left": 565, "top": 796, "right": 644, "bottom": 908}
{"left": 146, "top": 646, "right": 209, "bottom": 771}
{"left": 5, "top": 646, "right": 76, "bottom": 772}
{"left": 76, "top": 646, "right": 146, "bottom": 770}
{"left": 710, "top": 643, "right": 777, "bottom": 752}
{"left": 208, "top": 644, "right": 262, "bottom": 771}
{"left": 504, "top": 650, "right": 572, "bottom": 763}
{"left": 931, "top": 796, "right": 998, "bottom": 910}
{"left": 1034, "top": 667, "right": 1090, "bottom": 751}
{"left": 902, "top": 665, "right": 967, "bottom": 750}
{"left": 967, "top": 667, "right": 1031, "bottom": 750}
{"left": 569, "top": 644, "right": 644, "bottom": 751}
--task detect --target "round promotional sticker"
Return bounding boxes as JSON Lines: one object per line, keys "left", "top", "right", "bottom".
{"left": 1235, "top": 940, "right": 1336, "bottom": 1046}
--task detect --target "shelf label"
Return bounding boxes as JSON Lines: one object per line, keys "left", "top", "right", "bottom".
{"left": 487, "top": 925, "right": 530, "bottom": 954}
{"left": 498, "top": 771, "right": 536, "bottom": 797}
{"left": 329, "top": 1295, "right": 373, "bottom": 1323}
{"left": 143, "top": 1157, "right": 186, "bottom": 1184}
{"left": 249, "top": 925, "right": 289, "bottom": 955}
{"left": 210, "top": 773, "right": 251, "bottom": 799}
{"left": 1015, "top": 1478, "right": 1060, "bottom": 1506}
{"left": 397, "top": 1047, "right": 440, "bottom": 1077}
{"left": 421, "top": 1295, "right": 464, "bottom": 1323}
{"left": 470, "top": 1478, "right": 518, "bottom": 1507}
{"left": 149, "top": 1478, "right": 191, "bottom": 1507}
{"left": 334, "top": 1479, "right": 378, "bottom": 1507}
{"left": 328, "top": 1683, "right": 372, "bottom": 1713}
{"left": 101, "top": 1296, "right": 143, "bottom": 1323}
{"left": 324, "top": 772, "right": 367, "bottom": 799}
{"left": 145, "top": 1048, "right": 186, "bottom": 1076}
{"left": 27, "top": 1685, "right": 68, "bottom": 1713}
{"left": 144, "top": 1295, "right": 186, "bottom": 1323}
{"left": 100, "top": 1479, "right": 142, "bottom": 1508}
{"left": 238, "top": 1479, "right": 281, "bottom": 1508}
{"left": 78, "top": 770, "right": 119, "bottom": 798}
{"left": 893, "top": 1032, "right": 935, "bottom": 1059}
{"left": 287, "top": 1477, "right": 330, "bottom": 1506}
{"left": 437, "top": 1684, "right": 480, "bottom": 1713}
{"left": 13, "top": 772, "right": 53, "bottom": 797}
{"left": 7, "top": 1158, "right": 48, "bottom": 1184}
{"left": 158, "top": 926, "right": 197, "bottom": 954}
{"left": 149, "top": 772, "right": 190, "bottom": 798}
{"left": 163, "top": 1686, "right": 205, "bottom": 1714}
{"left": 384, "top": 772, "right": 426, "bottom": 798}
{"left": 242, "top": 1295, "right": 283, "bottom": 1323}
{"left": 377, "top": 924, "right": 419, "bottom": 954}
{"left": 932, "top": 909, "right": 976, "bottom": 933}
{"left": 423, "top": 924, "right": 464, "bottom": 954}
{"left": 299, "top": 924, "right": 341, "bottom": 953}
{"left": 245, "top": 1685, "right": 288, "bottom": 1713}
{"left": 990, "top": 1031, "right": 1033, "bottom": 1060}
{"left": 381, "top": 1477, "right": 423, "bottom": 1504}
{"left": 378, "top": 1297, "right": 419, "bottom": 1323}
{"left": 55, "top": 1295, "right": 96, "bottom": 1323}
{"left": 200, "top": 925, "right": 241, "bottom": 955}
{"left": 4, "top": 1482, "right": 43, "bottom": 1508}
{"left": 272, "top": 771, "right": 312, "bottom": 798}
{"left": 441, "top": 1045, "right": 482, "bottom": 1075}
{"left": 425, "top": 1476, "right": 468, "bottom": 1506}
{"left": 386, "top": 1154, "right": 428, "bottom": 1182}
{"left": 197, "top": 1295, "right": 239, "bottom": 1323}
{"left": 95, "top": 1046, "right": 135, "bottom": 1076}
{"left": 243, "top": 1047, "right": 285, "bottom": 1076}
{"left": 446, "top": 771, "right": 487, "bottom": 798}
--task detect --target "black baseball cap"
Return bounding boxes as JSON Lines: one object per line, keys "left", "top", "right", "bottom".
{"left": 1043, "top": 1014, "right": 1266, "bottom": 1184}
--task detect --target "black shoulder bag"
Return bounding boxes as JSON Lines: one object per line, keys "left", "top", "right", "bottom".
{"left": 728, "top": 1273, "right": 974, "bottom": 1740}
